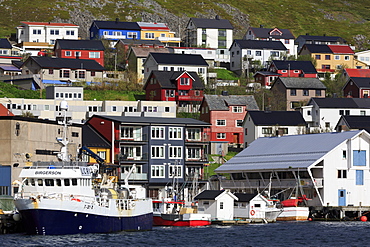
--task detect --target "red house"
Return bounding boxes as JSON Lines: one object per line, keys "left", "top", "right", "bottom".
{"left": 54, "top": 39, "right": 105, "bottom": 66}
{"left": 143, "top": 70, "right": 205, "bottom": 113}
{"left": 199, "top": 94, "right": 259, "bottom": 154}
{"left": 254, "top": 60, "right": 317, "bottom": 88}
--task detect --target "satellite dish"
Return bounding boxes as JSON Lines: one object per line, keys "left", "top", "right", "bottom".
{"left": 60, "top": 100, "right": 68, "bottom": 110}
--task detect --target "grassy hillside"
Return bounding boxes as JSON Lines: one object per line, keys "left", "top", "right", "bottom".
{"left": 0, "top": 0, "right": 369, "bottom": 50}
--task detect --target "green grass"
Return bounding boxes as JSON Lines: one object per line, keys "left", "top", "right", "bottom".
{"left": 215, "top": 69, "right": 239, "bottom": 80}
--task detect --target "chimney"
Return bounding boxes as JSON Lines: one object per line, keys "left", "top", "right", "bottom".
{"left": 221, "top": 91, "right": 228, "bottom": 96}
{"left": 260, "top": 25, "right": 264, "bottom": 28}
{"left": 215, "top": 15, "right": 220, "bottom": 20}
{"left": 115, "top": 18, "right": 119, "bottom": 23}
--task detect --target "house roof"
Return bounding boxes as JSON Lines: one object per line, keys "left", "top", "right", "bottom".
{"left": 348, "top": 77, "right": 370, "bottom": 88}
{"left": 203, "top": 95, "right": 259, "bottom": 111}
{"left": 26, "top": 56, "right": 105, "bottom": 70}
{"left": 117, "top": 39, "right": 164, "bottom": 46}
{"left": 271, "top": 60, "right": 317, "bottom": 74}
{"left": 0, "top": 64, "right": 21, "bottom": 71}
{"left": 328, "top": 45, "right": 354, "bottom": 54}
{"left": 137, "top": 22, "right": 170, "bottom": 31}
{"left": 296, "top": 35, "right": 346, "bottom": 43}
{"left": 233, "top": 40, "right": 287, "bottom": 50}
{"left": 55, "top": 39, "right": 105, "bottom": 51}
{"left": 344, "top": 69, "right": 370, "bottom": 78}
{"left": 92, "top": 20, "right": 141, "bottom": 30}
{"left": 254, "top": 71, "right": 280, "bottom": 76}
{"left": 301, "top": 44, "right": 333, "bottom": 54}
{"left": 130, "top": 47, "right": 169, "bottom": 58}
{"left": 194, "top": 190, "right": 225, "bottom": 200}
{"left": 234, "top": 193, "right": 258, "bottom": 202}
{"left": 248, "top": 27, "right": 295, "bottom": 39}
{"left": 144, "top": 70, "right": 204, "bottom": 90}
{"left": 309, "top": 97, "right": 370, "bottom": 108}
{"left": 88, "top": 115, "right": 211, "bottom": 126}
{"left": 189, "top": 17, "right": 233, "bottom": 29}
{"left": 247, "top": 111, "right": 307, "bottom": 126}
{"left": 0, "top": 39, "right": 12, "bottom": 49}
{"left": 274, "top": 77, "right": 326, "bottom": 89}
{"left": 82, "top": 125, "right": 110, "bottom": 148}
{"left": 215, "top": 130, "right": 364, "bottom": 173}
{"left": 337, "top": 116, "right": 370, "bottom": 133}
{"left": 149, "top": 53, "right": 208, "bottom": 66}
{"left": 20, "top": 21, "right": 78, "bottom": 27}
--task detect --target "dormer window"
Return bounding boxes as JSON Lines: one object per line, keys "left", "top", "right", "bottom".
{"left": 180, "top": 78, "right": 190, "bottom": 85}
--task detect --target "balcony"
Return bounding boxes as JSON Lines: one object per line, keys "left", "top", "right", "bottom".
{"left": 119, "top": 153, "right": 148, "bottom": 162}
{"left": 121, "top": 172, "right": 148, "bottom": 180}
{"left": 220, "top": 178, "right": 323, "bottom": 189}
{"left": 119, "top": 133, "right": 148, "bottom": 142}
{"left": 156, "top": 37, "right": 181, "bottom": 43}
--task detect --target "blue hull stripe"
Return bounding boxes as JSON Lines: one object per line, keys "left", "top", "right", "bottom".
{"left": 20, "top": 209, "right": 153, "bottom": 235}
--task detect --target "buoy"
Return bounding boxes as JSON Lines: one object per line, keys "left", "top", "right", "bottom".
{"left": 308, "top": 217, "right": 313, "bottom": 221}
{"left": 360, "top": 216, "right": 367, "bottom": 222}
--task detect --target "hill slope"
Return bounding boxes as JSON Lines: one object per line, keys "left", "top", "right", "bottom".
{"left": 1, "top": 0, "right": 369, "bottom": 50}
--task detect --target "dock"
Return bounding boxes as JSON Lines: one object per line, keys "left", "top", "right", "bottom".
{"left": 0, "top": 212, "right": 21, "bottom": 234}
{"left": 310, "top": 206, "right": 370, "bottom": 221}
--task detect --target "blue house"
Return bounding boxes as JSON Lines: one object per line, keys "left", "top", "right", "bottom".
{"left": 89, "top": 19, "right": 141, "bottom": 42}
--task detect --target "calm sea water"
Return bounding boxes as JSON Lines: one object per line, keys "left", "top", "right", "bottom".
{"left": 2, "top": 221, "right": 370, "bottom": 247}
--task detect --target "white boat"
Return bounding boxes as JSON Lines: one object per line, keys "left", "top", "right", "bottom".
{"left": 13, "top": 101, "right": 153, "bottom": 235}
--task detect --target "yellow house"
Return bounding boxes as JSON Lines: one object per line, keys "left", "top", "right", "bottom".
{"left": 299, "top": 44, "right": 355, "bottom": 76}
{"left": 137, "top": 22, "right": 181, "bottom": 47}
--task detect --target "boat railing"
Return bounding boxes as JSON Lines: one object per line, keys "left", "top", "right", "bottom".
{"left": 221, "top": 178, "right": 322, "bottom": 189}
{"left": 14, "top": 191, "right": 96, "bottom": 203}
{"left": 25, "top": 161, "right": 88, "bottom": 169}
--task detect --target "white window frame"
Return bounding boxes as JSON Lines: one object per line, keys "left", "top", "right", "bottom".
{"left": 151, "top": 146, "right": 165, "bottom": 159}
{"left": 89, "top": 52, "right": 100, "bottom": 58}
{"left": 186, "top": 128, "right": 201, "bottom": 141}
{"left": 334, "top": 55, "right": 340, "bottom": 60}
{"left": 217, "top": 133, "right": 226, "bottom": 139}
{"left": 121, "top": 146, "right": 142, "bottom": 160}
{"left": 65, "top": 51, "right": 71, "bottom": 56}
{"left": 169, "top": 165, "right": 182, "bottom": 178}
{"left": 236, "top": 120, "right": 243, "bottom": 127}
{"left": 169, "top": 127, "right": 182, "bottom": 139}
{"left": 169, "top": 146, "right": 182, "bottom": 159}
{"left": 151, "top": 165, "right": 165, "bottom": 178}
{"left": 232, "top": 106, "right": 242, "bottom": 113}
{"left": 145, "top": 33, "right": 154, "bottom": 39}
{"left": 187, "top": 147, "right": 201, "bottom": 159}
{"left": 216, "top": 120, "right": 226, "bottom": 126}
{"left": 151, "top": 126, "right": 165, "bottom": 139}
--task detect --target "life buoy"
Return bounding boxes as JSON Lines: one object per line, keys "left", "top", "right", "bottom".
{"left": 72, "top": 198, "right": 81, "bottom": 202}
{"left": 250, "top": 210, "right": 255, "bottom": 216}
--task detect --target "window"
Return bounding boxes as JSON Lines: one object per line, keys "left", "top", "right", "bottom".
{"left": 325, "top": 122, "right": 330, "bottom": 128}
{"left": 325, "top": 55, "right": 331, "bottom": 60}
{"left": 303, "top": 89, "right": 309, "bottom": 96}
{"left": 262, "top": 128, "right": 272, "bottom": 134}
{"left": 322, "top": 65, "right": 330, "bottom": 69}
{"left": 360, "top": 111, "right": 366, "bottom": 116}
{"left": 180, "top": 78, "right": 190, "bottom": 85}
{"left": 245, "top": 128, "right": 248, "bottom": 135}
{"left": 339, "top": 110, "right": 344, "bottom": 115}
{"left": 121, "top": 126, "right": 141, "bottom": 140}
{"left": 75, "top": 51, "right": 81, "bottom": 57}
{"left": 60, "top": 70, "right": 70, "bottom": 78}
{"left": 44, "top": 105, "right": 50, "bottom": 110}
{"left": 356, "top": 170, "right": 364, "bottom": 185}
{"left": 112, "top": 106, "right": 117, "bottom": 112}
{"left": 343, "top": 150, "right": 347, "bottom": 159}
{"left": 232, "top": 106, "right": 243, "bottom": 113}
{"left": 169, "top": 127, "right": 182, "bottom": 139}
{"left": 290, "top": 89, "right": 296, "bottom": 96}
{"left": 344, "top": 56, "right": 350, "bottom": 61}
{"left": 345, "top": 110, "right": 350, "bottom": 115}
{"left": 66, "top": 30, "right": 75, "bottom": 36}
{"left": 151, "top": 127, "right": 165, "bottom": 139}
{"left": 169, "top": 165, "right": 182, "bottom": 178}
{"left": 151, "top": 165, "right": 165, "bottom": 178}
{"left": 151, "top": 146, "right": 165, "bottom": 158}
{"left": 338, "top": 170, "right": 347, "bottom": 178}
{"left": 91, "top": 71, "right": 96, "bottom": 77}
{"left": 236, "top": 120, "right": 243, "bottom": 127}
{"left": 270, "top": 51, "right": 279, "bottom": 57}
{"left": 113, "top": 31, "right": 121, "bottom": 36}
{"left": 169, "top": 146, "right": 182, "bottom": 158}
{"left": 255, "top": 51, "right": 261, "bottom": 56}
{"left": 145, "top": 33, "right": 154, "bottom": 39}
{"left": 187, "top": 147, "right": 201, "bottom": 159}
{"left": 89, "top": 52, "right": 100, "bottom": 58}
{"left": 165, "top": 107, "right": 170, "bottom": 112}
{"left": 121, "top": 146, "right": 141, "bottom": 160}
{"left": 218, "top": 40, "right": 226, "bottom": 48}
{"left": 97, "top": 151, "right": 106, "bottom": 160}
{"left": 198, "top": 68, "right": 205, "bottom": 74}
{"left": 50, "top": 29, "right": 60, "bottom": 35}
{"left": 187, "top": 128, "right": 201, "bottom": 141}
{"left": 315, "top": 55, "right": 321, "bottom": 60}
{"left": 218, "top": 29, "right": 226, "bottom": 36}
{"left": 75, "top": 70, "right": 85, "bottom": 79}
{"left": 127, "top": 32, "right": 137, "bottom": 39}
{"left": 334, "top": 55, "right": 340, "bottom": 60}
{"left": 65, "top": 51, "right": 71, "bottom": 56}
{"left": 315, "top": 90, "right": 321, "bottom": 96}
{"left": 353, "top": 150, "right": 366, "bottom": 166}
{"left": 217, "top": 133, "right": 226, "bottom": 139}
{"left": 49, "top": 69, "right": 53, "bottom": 74}
{"left": 284, "top": 39, "right": 290, "bottom": 44}
{"left": 220, "top": 202, "right": 224, "bottom": 209}
{"left": 216, "top": 120, "right": 226, "bottom": 126}
{"left": 33, "top": 29, "right": 41, "bottom": 35}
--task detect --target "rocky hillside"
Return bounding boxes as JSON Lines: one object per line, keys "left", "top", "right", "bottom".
{"left": 1, "top": 0, "right": 369, "bottom": 50}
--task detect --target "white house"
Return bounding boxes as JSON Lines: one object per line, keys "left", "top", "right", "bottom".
{"left": 243, "top": 110, "right": 307, "bottom": 147}
{"left": 194, "top": 190, "right": 237, "bottom": 220}
{"left": 229, "top": 39, "right": 288, "bottom": 76}
{"left": 216, "top": 130, "right": 370, "bottom": 208}
{"left": 16, "top": 22, "right": 79, "bottom": 45}
{"left": 185, "top": 16, "right": 233, "bottom": 64}
{"left": 234, "top": 193, "right": 279, "bottom": 221}
{"left": 166, "top": 47, "right": 216, "bottom": 68}
{"left": 244, "top": 27, "right": 297, "bottom": 57}
{"left": 301, "top": 98, "right": 370, "bottom": 131}
{"left": 354, "top": 50, "right": 370, "bottom": 69}
{"left": 143, "top": 52, "right": 209, "bottom": 84}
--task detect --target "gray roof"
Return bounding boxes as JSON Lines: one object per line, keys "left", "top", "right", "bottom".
{"left": 55, "top": 39, "right": 105, "bottom": 50}
{"left": 271, "top": 60, "right": 317, "bottom": 74}
{"left": 149, "top": 53, "right": 208, "bottom": 66}
{"left": 143, "top": 71, "right": 204, "bottom": 90}
{"left": 233, "top": 40, "right": 287, "bottom": 51}
{"left": 247, "top": 111, "right": 307, "bottom": 126}
{"left": 309, "top": 98, "right": 370, "bottom": 109}
{"left": 203, "top": 95, "right": 259, "bottom": 111}
{"left": 249, "top": 27, "right": 295, "bottom": 39}
{"left": 215, "top": 130, "right": 363, "bottom": 173}
{"left": 194, "top": 190, "right": 225, "bottom": 200}
{"left": 336, "top": 115, "right": 370, "bottom": 133}
{"left": 189, "top": 17, "right": 233, "bottom": 29}
{"left": 275, "top": 77, "right": 326, "bottom": 89}
{"left": 87, "top": 115, "right": 211, "bottom": 127}
{"left": 117, "top": 39, "right": 164, "bottom": 46}
{"left": 26, "top": 56, "right": 105, "bottom": 70}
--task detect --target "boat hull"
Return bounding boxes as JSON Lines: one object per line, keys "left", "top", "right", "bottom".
{"left": 277, "top": 207, "right": 309, "bottom": 221}
{"left": 153, "top": 213, "right": 211, "bottom": 227}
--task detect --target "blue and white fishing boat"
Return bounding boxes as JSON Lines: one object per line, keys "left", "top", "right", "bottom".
{"left": 13, "top": 101, "right": 153, "bottom": 235}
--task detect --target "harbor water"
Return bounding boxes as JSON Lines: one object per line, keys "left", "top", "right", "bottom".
{"left": 2, "top": 221, "right": 370, "bottom": 246}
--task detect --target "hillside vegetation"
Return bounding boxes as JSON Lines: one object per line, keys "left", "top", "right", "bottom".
{"left": 0, "top": 0, "right": 369, "bottom": 50}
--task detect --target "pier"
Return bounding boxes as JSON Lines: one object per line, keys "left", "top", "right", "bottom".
{"left": 310, "top": 206, "right": 370, "bottom": 221}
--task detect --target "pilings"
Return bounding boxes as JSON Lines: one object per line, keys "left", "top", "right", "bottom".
{"left": 309, "top": 206, "right": 370, "bottom": 221}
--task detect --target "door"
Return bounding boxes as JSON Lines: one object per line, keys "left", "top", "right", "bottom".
{"left": 233, "top": 133, "right": 239, "bottom": 144}
{"left": 338, "top": 189, "right": 346, "bottom": 206}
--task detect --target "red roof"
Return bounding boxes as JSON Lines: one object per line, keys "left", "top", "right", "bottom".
{"left": 328, "top": 45, "right": 354, "bottom": 54}
{"left": 345, "top": 69, "right": 370, "bottom": 77}
{"left": 21, "top": 22, "right": 78, "bottom": 27}
{"left": 0, "top": 104, "right": 14, "bottom": 116}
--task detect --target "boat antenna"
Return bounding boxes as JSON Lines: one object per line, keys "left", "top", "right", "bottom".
{"left": 57, "top": 100, "right": 70, "bottom": 162}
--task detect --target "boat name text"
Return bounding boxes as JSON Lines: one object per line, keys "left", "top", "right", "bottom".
{"left": 35, "top": 171, "right": 62, "bottom": 175}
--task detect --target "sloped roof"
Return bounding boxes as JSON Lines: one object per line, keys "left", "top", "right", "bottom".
{"left": 344, "top": 69, "right": 370, "bottom": 78}
{"left": 203, "top": 95, "right": 259, "bottom": 111}
{"left": 130, "top": 47, "right": 169, "bottom": 58}
{"left": 275, "top": 77, "right": 326, "bottom": 89}
{"left": 249, "top": 27, "right": 295, "bottom": 39}
{"left": 234, "top": 193, "right": 258, "bottom": 202}
{"left": 27, "top": 56, "right": 105, "bottom": 70}
{"left": 233, "top": 40, "right": 287, "bottom": 50}
{"left": 137, "top": 22, "right": 170, "bottom": 31}
{"left": 144, "top": 70, "right": 204, "bottom": 90}
{"left": 189, "top": 17, "right": 233, "bottom": 29}
{"left": 296, "top": 35, "right": 346, "bottom": 43}
{"left": 149, "top": 53, "right": 208, "bottom": 66}
{"left": 271, "top": 60, "right": 317, "bottom": 74}
{"left": 338, "top": 116, "right": 370, "bottom": 133}
{"left": 309, "top": 97, "right": 370, "bottom": 108}
{"left": 55, "top": 39, "right": 105, "bottom": 50}
{"left": 215, "top": 130, "right": 363, "bottom": 173}
{"left": 21, "top": 21, "right": 78, "bottom": 27}
{"left": 302, "top": 44, "right": 333, "bottom": 53}
{"left": 0, "top": 39, "right": 12, "bottom": 49}
{"left": 348, "top": 77, "right": 370, "bottom": 88}
{"left": 87, "top": 115, "right": 211, "bottom": 126}
{"left": 194, "top": 190, "right": 225, "bottom": 200}
{"left": 117, "top": 39, "right": 164, "bottom": 46}
{"left": 254, "top": 71, "right": 280, "bottom": 76}
{"left": 0, "top": 64, "right": 21, "bottom": 71}
{"left": 328, "top": 45, "right": 354, "bottom": 54}
{"left": 247, "top": 111, "right": 306, "bottom": 126}
{"left": 92, "top": 20, "right": 140, "bottom": 30}
{"left": 82, "top": 125, "right": 110, "bottom": 148}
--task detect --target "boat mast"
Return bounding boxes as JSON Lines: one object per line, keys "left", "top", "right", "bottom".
{"left": 57, "top": 100, "right": 70, "bottom": 162}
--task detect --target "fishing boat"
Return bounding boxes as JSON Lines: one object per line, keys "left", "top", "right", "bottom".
{"left": 277, "top": 196, "right": 310, "bottom": 221}
{"left": 152, "top": 199, "right": 211, "bottom": 226}
{"left": 13, "top": 101, "right": 153, "bottom": 235}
